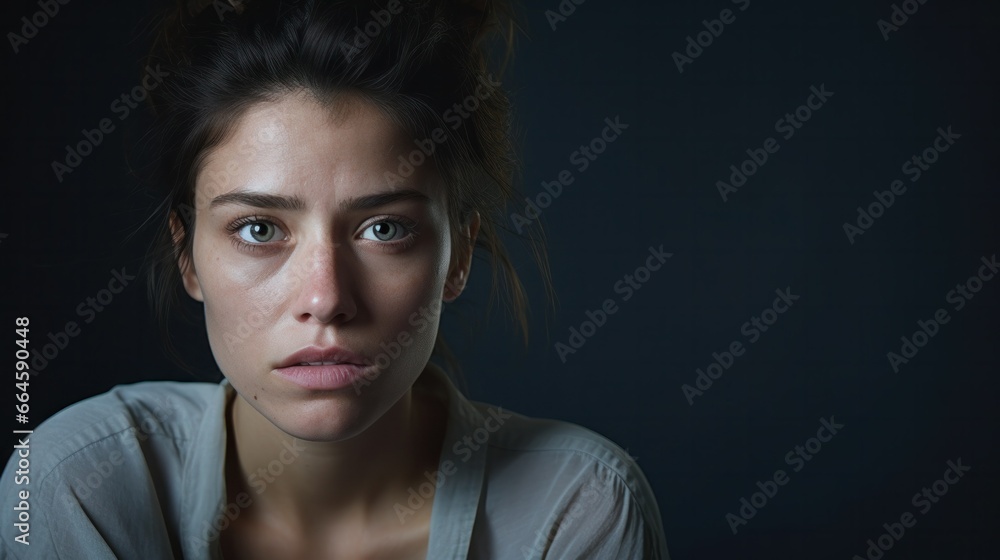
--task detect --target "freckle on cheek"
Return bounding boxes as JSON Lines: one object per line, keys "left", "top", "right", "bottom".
{"left": 253, "top": 394, "right": 258, "bottom": 400}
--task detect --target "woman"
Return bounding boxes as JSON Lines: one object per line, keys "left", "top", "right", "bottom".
{"left": 1, "top": 0, "right": 668, "bottom": 558}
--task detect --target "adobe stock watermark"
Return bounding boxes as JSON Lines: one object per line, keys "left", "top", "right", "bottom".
{"left": 886, "top": 252, "right": 997, "bottom": 373}
{"left": 554, "top": 245, "right": 671, "bottom": 363}
{"left": 682, "top": 287, "right": 800, "bottom": 405}
{"left": 851, "top": 457, "right": 970, "bottom": 560}
{"left": 383, "top": 73, "right": 503, "bottom": 188}
{"left": 27, "top": 268, "right": 137, "bottom": 376}
{"left": 394, "top": 406, "right": 512, "bottom": 523}
{"left": 716, "top": 84, "right": 834, "bottom": 202}
{"left": 877, "top": 0, "right": 931, "bottom": 41}
{"left": 672, "top": 0, "right": 752, "bottom": 74}
{"left": 544, "top": 0, "right": 587, "bottom": 31}
{"left": 726, "top": 416, "right": 845, "bottom": 535}
{"left": 51, "top": 65, "right": 170, "bottom": 183}
{"left": 0, "top": 232, "right": 8, "bottom": 246}
{"left": 7, "top": 0, "right": 72, "bottom": 54}
{"left": 193, "top": 438, "right": 307, "bottom": 547}
{"left": 350, "top": 294, "right": 460, "bottom": 396}
{"left": 510, "top": 115, "right": 630, "bottom": 233}
{"left": 61, "top": 397, "right": 177, "bottom": 508}
{"left": 842, "top": 126, "right": 960, "bottom": 244}
{"left": 349, "top": 306, "right": 438, "bottom": 395}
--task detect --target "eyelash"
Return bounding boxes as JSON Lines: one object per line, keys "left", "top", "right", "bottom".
{"left": 225, "top": 215, "right": 419, "bottom": 254}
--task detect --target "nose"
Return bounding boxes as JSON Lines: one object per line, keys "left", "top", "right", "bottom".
{"left": 288, "top": 241, "right": 358, "bottom": 324}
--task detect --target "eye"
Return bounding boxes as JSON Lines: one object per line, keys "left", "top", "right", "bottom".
{"left": 237, "top": 220, "right": 286, "bottom": 243}
{"left": 361, "top": 220, "right": 410, "bottom": 243}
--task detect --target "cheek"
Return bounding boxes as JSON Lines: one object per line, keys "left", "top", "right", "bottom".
{"left": 373, "top": 231, "right": 452, "bottom": 324}
{"left": 367, "top": 261, "right": 443, "bottom": 348}
{"left": 192, "top": 234, "right": 276, "bottom": 368}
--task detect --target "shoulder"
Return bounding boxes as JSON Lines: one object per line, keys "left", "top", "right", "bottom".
{"left": 472, "top": 401, "right": 645, "bottom": 486}
{"left": 467, "top": 401, "right": 669, "bottom": 559}
{"left": 11, "top": 379, "right": 221, "bottom": 486}
{"left": 0, "top": 380, "right": 224, "bottom": 557}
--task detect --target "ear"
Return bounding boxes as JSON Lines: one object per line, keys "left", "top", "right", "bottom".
{"left": 169, "top": 209, "right": 204, "bottom": 302}
{"left": 443, "top": 210, "right": 481, "bottom": 302}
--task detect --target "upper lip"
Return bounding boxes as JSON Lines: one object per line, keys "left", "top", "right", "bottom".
{"left": 277, "top": 346, "right": 371, "bottom": 368}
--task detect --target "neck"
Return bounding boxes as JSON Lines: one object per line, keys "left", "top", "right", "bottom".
{"left": 224, "top": 381, "right": 445, "bottom": 535}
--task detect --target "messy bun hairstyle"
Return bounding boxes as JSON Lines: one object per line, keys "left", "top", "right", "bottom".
{"left": 140, "top": 0, "right": 555, "bottom": 379}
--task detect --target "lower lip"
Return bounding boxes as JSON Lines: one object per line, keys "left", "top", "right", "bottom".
{"left": 273, "top": 364, "right": 373, "bottom": 391}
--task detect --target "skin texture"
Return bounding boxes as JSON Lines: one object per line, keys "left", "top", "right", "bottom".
{"left": 171, "top": 89, "right": 479, "bottom": 556}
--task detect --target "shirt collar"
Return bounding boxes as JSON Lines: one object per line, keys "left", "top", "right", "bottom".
{"left": 417, "top": 362, "right": 489, "bottom": 560}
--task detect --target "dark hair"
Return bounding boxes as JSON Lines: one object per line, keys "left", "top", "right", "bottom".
{"left": 140, "top": 0, "right": 555, "bottom": 383}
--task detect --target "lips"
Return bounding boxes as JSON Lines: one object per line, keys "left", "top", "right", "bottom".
{"left": 277, "top": 346, "right": 371, "bottom": 369}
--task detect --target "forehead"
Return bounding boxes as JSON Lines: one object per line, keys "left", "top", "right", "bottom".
{"left": 194, "top": 90, "right": 442, "bottom": 205}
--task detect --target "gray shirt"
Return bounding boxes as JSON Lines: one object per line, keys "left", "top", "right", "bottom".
{"left": 1, "top": 364, "right": 668, "bottom": 559}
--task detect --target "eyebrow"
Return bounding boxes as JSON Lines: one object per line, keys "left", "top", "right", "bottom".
{"left": 209, "top": 188, "right": 432, "bottom": 212}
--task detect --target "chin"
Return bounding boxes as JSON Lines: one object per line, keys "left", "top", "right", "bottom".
{"left": 266, "top": 394, "right": 389, "bottom": 442}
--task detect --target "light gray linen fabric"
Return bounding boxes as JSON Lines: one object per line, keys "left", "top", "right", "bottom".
{"left": 1, "top": 364, "right": 668, "bottom": 559}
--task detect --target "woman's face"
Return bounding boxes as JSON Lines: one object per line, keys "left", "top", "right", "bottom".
{"left": 175, "top": 90, "right": 474, "bottom": 441}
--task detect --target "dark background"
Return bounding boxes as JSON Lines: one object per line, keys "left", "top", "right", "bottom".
{"left": 2, "top": 0, "right": 998, "bottom": 558}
